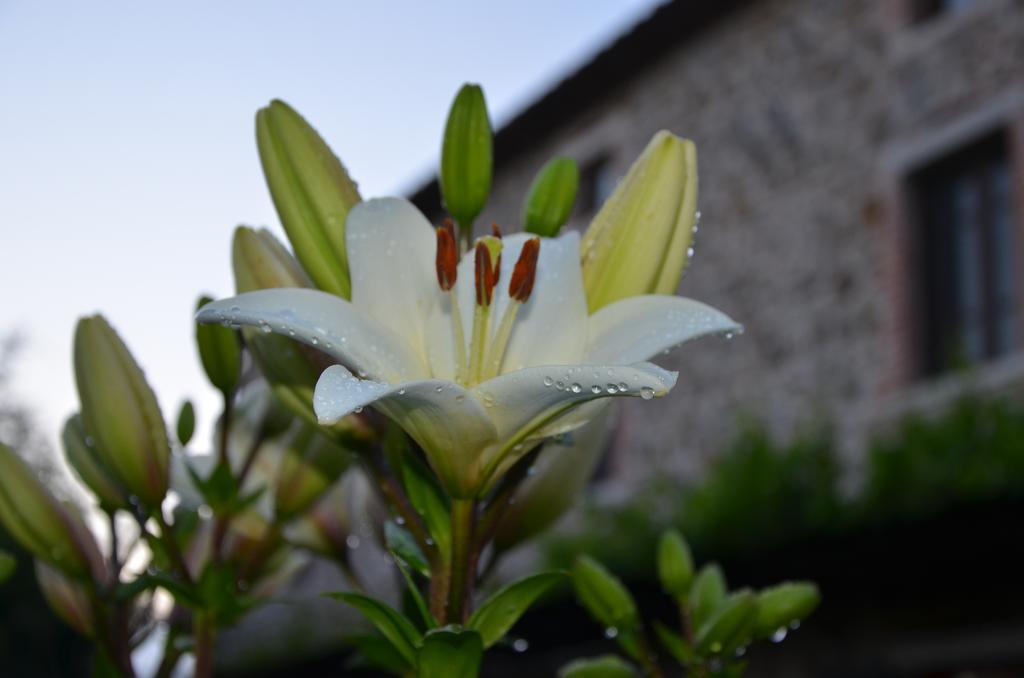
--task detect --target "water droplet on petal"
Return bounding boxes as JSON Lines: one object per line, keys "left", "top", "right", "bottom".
{"left": 605, "top": 384, "right": 618, "bottom": 394}
{"left": 640, "top": 387, "right": 655, "bottom": 400}
{"left": 591, "top": 385, "right": 602, "bottom": 394}
{"left": 570, "top": 383, "right": 582, "bottom": 393}
{"left": 543, "top": 376, "right": 554, "bottom": 387}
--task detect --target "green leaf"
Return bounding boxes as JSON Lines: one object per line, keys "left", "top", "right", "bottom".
{"left": 558, "top": 655, "right": 638, "bottom": 678}
{"left": 572, "top": 555, "right": 639, "bottom": 630}
{"left": 176, "top": 400, "right": 196, "bottom": 447}
{"left": 395, "top": 557, "right": 436, "bottom": 630}
{"left": 653, "top": 621, "right": 694, "bottom": 665}
{"left": 657, "top": 529, "right": 694, "bottom": 598}
{"left": 194, "top": 296, "right": 242, "bottom": 395}
{"left": 400, "top": 449, "right": 451, "bottom": 560}
{"left": 695, "top": 590, "right": 759, "bottom": 656}
{"left": 385, "top": 521, "right": 430, "bottom": 578}
{"left": 187, "top": 459, "right": 239, "bottom": 513}
{"left": 523, "top": 156, "right": 579, "bottom": 237}
{"left": 468, "top": 571, "right": 566, "bottom": 647}
{"left": 417, "top": 628, "right": 483, "bottom": 678}
{"left": 440, "top": 83, "right": 492, "bottom": 229}
{"left": 328, "top": 592, "right": 422, "bottom": 667}
{"left": 343, "top": 633, "right": 414, "bottom": 674}
{"left": 0, "top": 550, "right": 16, "bottom": 583}
{"left": 691, "top": 563, "right": 727, "bottom": 629}
{"left": 754, "top": 581, "right": 820, "bottom": 638}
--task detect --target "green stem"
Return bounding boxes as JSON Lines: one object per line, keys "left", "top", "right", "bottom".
{"left": 193, "top": 612, "right": 216, "bottom": 678}
{"left": 446, "top": 498, "right": 475, "bottom": 624}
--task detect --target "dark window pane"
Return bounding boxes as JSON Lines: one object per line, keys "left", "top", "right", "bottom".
{"left": 910, "top": 131, "right": 1015, "bottom": 377}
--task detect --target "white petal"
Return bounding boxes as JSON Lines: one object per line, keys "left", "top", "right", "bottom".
{"left": 451, "top": 232, "right": 588, "bottom": 372}
{"left": 314, "top": 365, "right": 497, "bottom": 498}
{"left": 347, "top": 197, "right": 439, "bottom": 365}
{"left": 472, "top": 362, "right": 676, "bottom": 488}
{"left": 586, "top": 295, "right": 741, "bottom": 365}
{"left": 196, "top": 289, "right": 427, "bottom": 382}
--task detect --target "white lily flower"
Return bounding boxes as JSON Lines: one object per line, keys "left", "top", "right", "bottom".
{"left": 197, "top": 197, "right": 739, "bottom": 498}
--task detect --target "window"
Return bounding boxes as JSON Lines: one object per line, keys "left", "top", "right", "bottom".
{"left": 578, "top": 155, "right": 615, "bottom": 215}
{"left": 911, "top": 0, "right": 978, "bottom": 23}
{"left": 910, "top": 131, "right": 1016, "bottom": 377}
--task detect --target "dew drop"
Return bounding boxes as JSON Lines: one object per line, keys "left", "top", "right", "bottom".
{"left": 455, "top": 394, "right": 465, "bottom": 403}
{"left": 687, "top": 246, "right": 695, "bottom": 257}
{"left": 605, "top": 384, "right": 618, "bottom": 394}
{"left": 398, "top": 389, "right": 406, "bottom": 395}
{"left": 543, "top": 376, "right": 554, "bottom": 387}
{"left": 555, "top": 380, "right": 566, "bottom": 390}
{"left": 353, "top": 406, "right": 363, "bottom": 414}
{"left": 570, "top": 383, "right": 582, "bottom": 393}
{"left": 617, "top": 382, "right": 628, "bottom": 391}
{"left": 311, "top": 337, "right": 319, "bottom": 345}
{"left": 771, "top": 627, "right": 788, "bottom": 643}
{"left": 604, "top": 627, "right": 618, "bottom": 639}
{"left": 346, "top": 535, "right": 361, "bottom": 549}
{"left": 591, "top": 385, "right": 602, "bottom": 394}
{"left": 512, "top": 638, "right": 529, "bottom": 653}
{"left": 640, "top": 387, "right": 655, "bottom": 400}
{"left": 395, "top": 516, "right": 406, "bottom": 526}
{"left": 435, "top": 385, "right": 444, "bottom": 393}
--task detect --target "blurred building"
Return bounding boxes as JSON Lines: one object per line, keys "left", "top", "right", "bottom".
{"left": 411, "top": 0, "right": 1024, "bottom": 676}
{"left": 413, "top": 0, "right": 1024, "bottom": 479}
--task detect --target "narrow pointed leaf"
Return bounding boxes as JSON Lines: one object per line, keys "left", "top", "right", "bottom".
{"left": 385, "top": 521, "right": 430, "bottom": 578}
{"left": 327, "top": 592, "right": 422, "bottom": 667}
{"left": 572, "top": 555, "right": 639, "bottom": 630}
{"left": 468, "top": 571, "right": 566, "bottom": 647}
{"left": 754, "top": 582, "right": 820, "bottom": 638}
{"left": 176, "top": 400, "right": 196, "bottom": 447}
{"left": 691, "top": 563, "right": 726, "bottom": 629}
{"left": 695, "top": 590, "right": 758, "bottom": 656}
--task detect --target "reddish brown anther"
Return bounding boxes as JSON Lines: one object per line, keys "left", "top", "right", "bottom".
{"left": 474, "top": 241, "right": 499, "bottom": 306}
{"left": 435, "top": 219, "right": 458, "bottom": 291}
{"left": 491, "top": 223, "right": 503, "bottom": 239}
{"left": 509, "top": 238, "right": 540, "bottom": 302}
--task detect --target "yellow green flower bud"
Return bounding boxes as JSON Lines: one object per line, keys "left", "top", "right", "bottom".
{"left": 523, "top": 156, "right": 579, "bottom": 237}
{"left": 580, "top": 131, "right": 698, "bottom": 311}
{"left": 0, "top": 443, "right": 105, "bottom": 581}
{"left": 441, "top": 84, "right": 492, "bottom": 232}
{"left": 35, "top": 560, "right": 98, "bottom": 638}
{"left": 62, "top": 414, "right": 128, "bottom": 512}
{"left": 195, "top": 295, "right": 242, "bottom": 396}
{"left": 73, "top": 315, "right": 170, "bottom": 508}
{"left": 232, "top": 225, "right": 313, "bottom": 293}
{"left": 256, "top": 100, "right": 361, "bottom": 298}
{"left": 274, "top": 423, "right": 352, "bottom": 521}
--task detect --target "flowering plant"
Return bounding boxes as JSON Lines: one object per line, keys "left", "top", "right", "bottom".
{"left": 0, "top": 83, "right": 817, "bottom": 677}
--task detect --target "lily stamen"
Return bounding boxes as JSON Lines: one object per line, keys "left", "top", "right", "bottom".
{"left": 436, "top": 219, "right": 468, "bottom": 383}
{"left": 483, "top": 238, "right": 539, "bottom": 380}
{"left": 468, "top": 235, "right": 502, "bottom": 384}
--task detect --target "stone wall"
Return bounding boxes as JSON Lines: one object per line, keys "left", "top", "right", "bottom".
{"left": 467, "top": 0, "right": 1024, "bottom": 484}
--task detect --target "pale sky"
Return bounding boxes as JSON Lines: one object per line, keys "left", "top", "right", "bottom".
{"left": 0, "top": 1, "right": 661, "bottom": 452}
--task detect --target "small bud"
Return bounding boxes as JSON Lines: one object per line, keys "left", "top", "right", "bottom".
{"left": 657, "top": 529, "right": 694, "bottom": 598}
{"left": 580, "top": 131, "right": 698, "bottom": 311}
{"left": 35, "top": 560, "right": 98, "bottom": 638}
{"left": 523, "top": 156, "right": 579, "bottom": 237}
{"left": 691, "top": 564, "right": 727, "bottom": 629}
{"left": 0, "top": 443, "right": 105, "bottom": 581}
{"left": 508, "top": 238, "right": 540, "bottom": 302}
{"left": 195, "top": 295, "right": 242, "bottom": 396}
{"left": 441, "top": 84, "right": 493, "bottom": 232}
{"left": 232, "top": 225, "right": 314, "bottom": 294}
{"left": 74, "top": 315, "right": 170, "bottom": 508}
{"left": 176, "top": 400, "right": 196, "bottom": 447}
{"left": 435, "top": 219, "right": 459, "bottom": 291}
{"left": 572, "top": 555, "right": 639, "bottom": 629}
{"left": 274, "top": 422, "right": 353, "bottom": 521}
{"left": 473, "top": 236, "right": 502, "bottom": 307}
{"left": 256, "top": 100, "right": 361, "bottom": 298}
{"left": 62, "top": 415, "right": 128, "bottom": 512}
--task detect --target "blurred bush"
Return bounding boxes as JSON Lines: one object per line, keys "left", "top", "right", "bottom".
{"left": 545, "top": 395, "right": 1024, "bottom": 575}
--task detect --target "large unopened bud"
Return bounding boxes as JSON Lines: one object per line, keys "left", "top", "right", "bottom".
{"left": 73, "top": 316, "right": 170, "bottom": 508}
{"left": 0, "top": 443, "right": 105, "bottom": 581}
{"left": 62, "top": 414, "right": 128, "bottom": 512}
{"left": 580, "top": 131, "right": 698, "bottom": 311}
{"left": 274, "top": 422, "right": 352, "bottom": 521}
{"left": 232, "top": 225, "right": 313, "bottom": 293}
{"left": 256, "top": 100, "right": 361, "bottom": 298}
{"left": 35, "top": 561, "right": 98, "bottom": 638}
{"left": 441, "top": 84, "right": 493, "bottom": 234}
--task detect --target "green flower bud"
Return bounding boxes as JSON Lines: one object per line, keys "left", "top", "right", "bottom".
{"left": 572, "top": 555, "right": 639, "bottom": 629}
{"left": 657, "top": 529, "right": 694, "bottom": 598}
{"left": 256, "top": 100, "right": 361, "bottom": 298}
{"left": 754, "top": 582, "right": 820, "bottom": 638}
{"left": 35, "top": 560, "right": 98, "bottom": 638}
{"left": 523, "top": 156, "right": 579, "bottom": 237}
{"left": 441, "top": 83, "right": 492, "bottom": 232}
{"left": 176, "top": 400, "right": 196, "bottom": 447}
{"left": 0, "top": 443, "right": 105, "bottom": 581}
{"left": 580, "top": 131, "right": 698, "bottom": 311}
{"left": 274, "top": 422, "right": 352, "bottom": 520}
{"left": 62, "top": 414, "right": 128, "bottom": 511}
{"left": 73, "top": 315, "right": 170, "bottom": 508}
{"left": 232, "top": 225, "right": 313, "bottom": 294}
{"left": 195, "top": 295, "right": 242, "bottom": 396}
